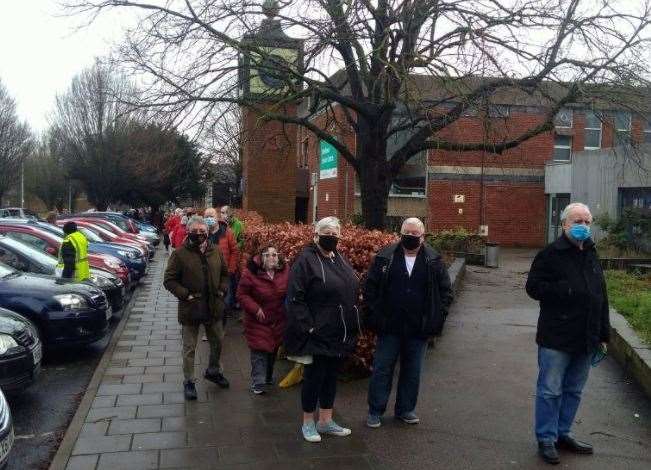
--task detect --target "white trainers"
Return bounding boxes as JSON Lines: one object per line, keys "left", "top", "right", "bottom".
{"left": 301, "top": 421, "right": 321, "bottom": 442}
{"left": 316, "top": 420, "right": 352, "bottom": 437}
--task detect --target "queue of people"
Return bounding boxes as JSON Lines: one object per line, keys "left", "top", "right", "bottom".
{"left": 162, "top": 205, "right": 610, "bottom": 466}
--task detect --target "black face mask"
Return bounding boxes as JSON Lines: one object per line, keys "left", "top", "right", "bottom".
{"left": 188, "top": 233, "right": 207, "bottom": 245}
{"left": 401, "top": 234, "right": 421, "bottom": 250}
{"left": 318, "top": 235, "right": 338, "bottom": 252}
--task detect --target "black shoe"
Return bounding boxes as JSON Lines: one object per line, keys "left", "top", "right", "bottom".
{"left": 557, "top": 435, "right": 594, "bottom": 454}
{"left": 251, "top": 384, "right": 265, "bottom": 395}
{"left": 183, "top": 380, "right": 198, "bottom": 400}
{"left": 538, "top": 442, "right": 560, "bottom": 465}
{"left": 205, "top": 370, "right": 230, "bottom": 389}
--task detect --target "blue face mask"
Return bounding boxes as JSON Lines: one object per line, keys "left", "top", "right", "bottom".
{"left": 204, "top": 217, "right": 216, "bottom": 227}
{"left": 569, "top": 224, "right": 591, "bottom": 241}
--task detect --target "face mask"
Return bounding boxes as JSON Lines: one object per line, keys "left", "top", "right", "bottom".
{"left": 188, "top": 233, "right": 207, "bottom": 245}
{"left": 204, "top": 217, "right": 216, "bottom": 227}
{"left": 401, "top": 234, "right": 421, "bottom": 250}
{"left": 318, "top": 235, "right": 338, "bottom": 252}
{"left": 569, "top": 224, "right": 591, "bottom": 241}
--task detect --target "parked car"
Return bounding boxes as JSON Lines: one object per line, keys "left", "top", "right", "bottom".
{"left": 0, "top": 388, "right": 14, "bottom": 468}
{"left": 0, "top": 308, "right": 41, "bottom": 392}
{"left": 75, "top": 212, "right": 161, "bottom": 246}
{"left": 60, "top": 218, "right": 154, "bottom": 259}
{"left": 0, "top": 208, "right": 41, "bottom": 221}
{"left": 25, "top": 220, "right": 148, "bottom": 283}
{"left": 0, "top": 262, "right": 110, "bottom": 347}
{"left": 0, "top": 236, "right": 125, "bottom": 313}
{"left": 0, "top": 223, "right": 130, "bottom": 286}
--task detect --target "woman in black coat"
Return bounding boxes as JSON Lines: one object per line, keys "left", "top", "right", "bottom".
{"left": 285, "top": 216, "right": 360, "bottom": 443}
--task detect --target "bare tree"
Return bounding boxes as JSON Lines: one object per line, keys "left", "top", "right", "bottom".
{"left": 24, "top": 132, "right": 70, "bottom": 211}
{"left": 203, "top": 104, "right": 245, "bottom": 202}
{"left": 51, "top": 60, "right": 139, "bottom": 210}
{"left": 68, "top": 0, "right": 651, "bottom": 228}
{"left": 0, "top": 80, "right": 32, "bottom": 204}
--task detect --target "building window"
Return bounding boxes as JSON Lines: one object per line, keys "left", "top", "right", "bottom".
{"left": 584, "top": 111, "right": 602, "bottom": 149}
{"left": 488, "top": 104, "right": 510, "bottom": 118}
{"left": 554, "top": 108, "right": 573, "bottom": 128}
{"left": 645, "top": 116, "right": 651, "bottom": 143}
{"left": 300, "top": 138, "right": 309, "bottom": 167}
{"left": 553, "top": 134, "right": 572, "bottom": 161}
{"left": 614, "top": 111, "right": 631, "bottom": 146}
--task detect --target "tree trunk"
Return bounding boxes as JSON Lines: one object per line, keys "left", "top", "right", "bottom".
{"left": 356, "top": 127, "right": 391, "bottom": 230}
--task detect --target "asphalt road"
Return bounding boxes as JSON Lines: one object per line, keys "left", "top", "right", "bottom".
{"left": 5, "top": 295, "right": 133, "bottom": 470}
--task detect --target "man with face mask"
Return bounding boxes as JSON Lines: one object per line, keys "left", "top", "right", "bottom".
{"left": 164, "top": 216, "right": 230, "bottom": 400}
{"left": 526, "top": 202, "right": 610, "bottom": 465}
{"left": 364, "top": 217, "right": 453, "bottom": 429}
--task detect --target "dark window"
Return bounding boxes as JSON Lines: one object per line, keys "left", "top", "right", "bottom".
{"left": 614, "top": 111, "right": 631, "bottom": 146}
{"left": 553, "top": 134, "right": 572, "bottom": 161}
{"left": 0, "top": 248, "right": 20, "bottom": 269}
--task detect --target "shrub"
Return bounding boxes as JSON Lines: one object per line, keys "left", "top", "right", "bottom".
{"left": 426, "top": 228, "right": 486, "bottom": 254}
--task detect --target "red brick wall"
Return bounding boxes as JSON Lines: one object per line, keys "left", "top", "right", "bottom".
{"left": 242, "top": 104, "right": 298, "bottom": 223}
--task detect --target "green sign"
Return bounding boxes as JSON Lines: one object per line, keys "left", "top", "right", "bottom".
{"left": 319, "top": 140, "right": 338, "bottom": 179}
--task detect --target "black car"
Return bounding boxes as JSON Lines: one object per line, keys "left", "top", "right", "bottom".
{"left": 0, "top": 308, "right": 41, "bottom": 392}
{"left": 0, "top": 389, "right": 13, "bottom": 469}
{"left": 0, "top": 262, "right": 110, "bottom": 347}
{"left": 0, "top": 236, "right": 125, "bottom": 314}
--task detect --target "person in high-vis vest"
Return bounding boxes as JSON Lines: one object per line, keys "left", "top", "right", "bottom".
{"left": 57, "top": 221, "right": 90, "bottom": 281}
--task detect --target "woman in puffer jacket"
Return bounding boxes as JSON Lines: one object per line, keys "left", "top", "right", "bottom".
{"left": 284, "top": 216, "right": 361, "bottom": 443}
{"left": 237, "top": 245, "right": 289, "bottom": 394}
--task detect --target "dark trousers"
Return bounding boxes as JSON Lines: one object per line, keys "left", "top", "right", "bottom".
{"left": 301, "top": 355, "right": 341, "bottom": 413}
{"left": 250, "top": 349, "right": 277, "bottom": 387}
{"left": 368, "top": 334, "right": 427, "bottom": 416}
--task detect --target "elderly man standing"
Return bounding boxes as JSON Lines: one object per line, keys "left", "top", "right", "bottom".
{"left": 365, "top": 217, "right": 453, "bottom": 428}
{"left": 526, "top": 202, "right": 610, "bottom": 465}
{"left": 164, "top": 215, "right": 230, "bottom": 400}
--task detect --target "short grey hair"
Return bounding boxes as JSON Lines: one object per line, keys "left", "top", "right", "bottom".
{"left": 560, "top": 203, "right": 592, "bottom": 223}
{"left": 314, "top": 216, "right": 341, "bottom": 235}
{"left": 186, "top": 215, "right": 207, "bottom": 231}
{"left": 401, "top": 217, "right": 425, "bottom": 234}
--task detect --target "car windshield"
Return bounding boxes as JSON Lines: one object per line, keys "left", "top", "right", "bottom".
{"left": 80, "top": 228, "right": 103, "bottom": 242}
{"left": 109, "top": 218, "right": 129, "bottom": 231}
{"left": 0, "top": 237, "right": 57, "bottom": 267}
{"left": 85, "top": 224, "right": 116, "bottom": 240}
{"left": 0, "top": 262, "right": 15, "bottom": 277}
{"left": 38, "top": 224, "right": 65, "bottom": 237}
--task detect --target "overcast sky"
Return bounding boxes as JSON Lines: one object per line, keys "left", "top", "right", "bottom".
{"left": 0, "top": 1, "right": 130, "bottom": 133}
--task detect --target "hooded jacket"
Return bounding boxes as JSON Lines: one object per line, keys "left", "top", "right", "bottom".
{"left": 526, "top": 234, "right": 610, "bottom": 354}
{"left": 284, "top": 243, "right": 361, "bottom": 357}
{"left": 237, "top": 256, "right": 289, "bottom": 352}
{"left": 363, "top": 242, "right": 453, "bottom": 338}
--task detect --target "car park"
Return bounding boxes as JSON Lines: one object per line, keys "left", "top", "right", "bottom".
{"left": 61, "top": 218, "right": 154, "bottom": 259}
{"left": 0, "top": 388, "right": 13, "bottom": 468}
{"left": 0, "top": 223, "right": 130, "bottom": 286}
{"left": 0, "top": 236, "right": 125, "bottom": 313}
{"left": 0, "top": 308, "right": 41, "bottom": 392}
{"left": 0, "top": 262, "right": 110, "bottom": 347}
{"left": 0, "top": 208, "right": 41, "bottom": 221}
{"left": 74, "top": 212, "right": 161, "bottom": 246}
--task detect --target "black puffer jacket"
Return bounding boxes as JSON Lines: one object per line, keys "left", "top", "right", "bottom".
{"left": 284, "top": 244, "right": 361, "bottom": 357}
{"left": 526, "top": 234, "right": 610, "bottom": 354}
{"left": 363, "top": 242, "right": 453, "bottom": 338}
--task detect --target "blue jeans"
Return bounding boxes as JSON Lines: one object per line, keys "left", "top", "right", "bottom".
{"left": 535, "top": 346, "right": 592, "bottom": 443}
{"left": 368, "top": 335, "right": 427, "bottom": 416}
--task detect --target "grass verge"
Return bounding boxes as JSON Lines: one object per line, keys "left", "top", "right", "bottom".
{"left": 605, "top": 270, "right": 651, "bottom": 344}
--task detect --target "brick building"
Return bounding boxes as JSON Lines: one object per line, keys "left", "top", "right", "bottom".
{"left": 293, "top": 83, "right": 650, "bottom": 247}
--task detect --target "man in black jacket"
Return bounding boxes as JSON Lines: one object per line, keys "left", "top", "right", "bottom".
{"left": 526, "top": 202, "right": 610, "bottom": 465}
{"left": 364, "top": 217, "right": 453, "bottom": 428}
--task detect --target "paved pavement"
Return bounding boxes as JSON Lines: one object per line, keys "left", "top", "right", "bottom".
{"left": 54, "top": 248, "right": 651, "bottom": 470}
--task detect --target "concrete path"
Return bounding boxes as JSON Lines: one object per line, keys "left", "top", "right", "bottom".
{"left": 55, "top": 249, "right": 651, "bottom": 470}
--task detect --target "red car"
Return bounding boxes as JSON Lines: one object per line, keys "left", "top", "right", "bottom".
{"left": 56, "top": 220, "right": 147, "bottom": 257}
{"left": 0, "top": 224, "right": 130, "bottom": 285}
{"left": 60, "top": 218, "right": 151, "bottom": 257}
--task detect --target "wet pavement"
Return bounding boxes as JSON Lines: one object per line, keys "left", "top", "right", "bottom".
{"left": 52, "top": 248, "right": 651, "bottom": 469}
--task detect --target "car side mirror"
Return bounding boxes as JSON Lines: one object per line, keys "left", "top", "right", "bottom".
{"left": 46, "top": 246, "right": 57, "bottom": 255}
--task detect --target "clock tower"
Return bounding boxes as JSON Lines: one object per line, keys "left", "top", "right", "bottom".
{"left": 238, "top": 0, "right": 304, "bottom": 223}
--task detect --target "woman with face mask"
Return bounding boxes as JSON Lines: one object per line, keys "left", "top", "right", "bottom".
{"left": 236, "top": 245, "right": 289, "bottom": 394}
{"left": 284, "top": 216, "right": 361, "bottom": 443}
